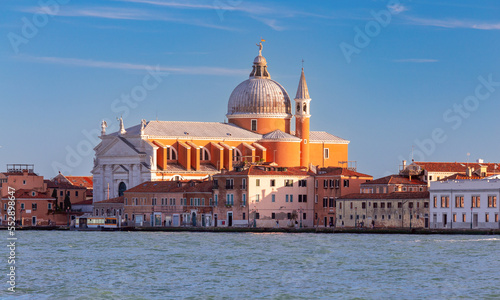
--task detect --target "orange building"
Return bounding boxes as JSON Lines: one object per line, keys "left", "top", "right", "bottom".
{"left": 92, "top": 43, "right": 349, "bottom": 202}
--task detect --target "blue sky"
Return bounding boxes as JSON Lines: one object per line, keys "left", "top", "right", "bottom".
{"left": 1, "top": 0, "right": 500, "bottom": 179}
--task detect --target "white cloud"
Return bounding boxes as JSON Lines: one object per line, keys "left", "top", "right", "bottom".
{"left": 19, "top": 56, "right": 248, "bottom": 76}
{"left": 404, "top": 16, "right": 500, "bottom": 30}
{"left": 388, "top": 3, "right": 409, "bottom": 14}
{"left": 393, "top": 58, "right": 439, "bottom": 63}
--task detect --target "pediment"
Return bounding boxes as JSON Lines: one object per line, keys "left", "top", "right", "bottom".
{"left": 98, "top": 137, "right": 142, "bottom": 157}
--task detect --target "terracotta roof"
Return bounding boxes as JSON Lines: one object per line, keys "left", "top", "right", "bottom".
{"left": 64, "top": 176, "right": 93, "bottom": 189}
{"left": 125, "top": 180, "right": 191, "bottom": 193}
{"left": 2, "top": 189, "right": 54, "bottom": 199}
{"left": 362, "top": 175, "right": 426, "bottom": 186}
{"left": 72, "top": 199, "right": 93, "bottom": 206}
{"left": 340, "top": 191, "right": 429, "bottom": 200}
{"left": 291, "top": 131, "right": 349, "bottom": 144}
{"left": 316, "top": 167, "right": 372, "bottom": 178}
{"left": 217, "top": 165, "right": 312, "bottom": 177}
{"left": 412, "top": 162, "right": 499, "bottom": 173}
{"left": 96, "top": 196, "right": 125, "bottom": 204}
{"left": 439, "top": 174, "right": 483, "bottom": 181}
{"left": 262, "top": 130, "right": 300, "bottom": 141}
{"left": 46, "top": 180, "right": 86, "bottom": 190}
{"left": 183, "top": 180, "right": 214, "bottom": 193}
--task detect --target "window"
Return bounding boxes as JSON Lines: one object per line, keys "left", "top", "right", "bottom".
{"left": 3, "top": 203, "right": 6, "bottom": 210}
{"left": 350, "top": 215, "right": 353, "bottom": 220}
{"left": 343, "top": 180, "right": 349, "bottom": 187}
{"left": 387, "top": 202, "right": 392, "bottom": 209}
{"left": 255, "top": 213, "right": 260, "bottom": 219}
{"left": 488, "top": 196, "right": 497, "bottom": 208}
{"left": 329, "top": 180, "right": 334, "bottom": 188}
{"left": 315, "top": 180, "right": 318, "bottom": 188}
{"left": 335, "top": 180, "right": 340, "bottom": 188}
{"left": 251, "top": 119, "right": 257, "bottom": 131}
{"left": 226, "top": 194, "right": 234, "bottom": 205}
{"left": 486, "top": 213, "right": 490, "bottom": 222}
{"left": 255, "top": 194, "right": 260, "bottom": 202}
{"left": 167, "top": 147, "right": 178, "bottom": 160}
{"left": 409, "top": 202, "right": 414, "bottom": 209}
{"left": 298, "top": 179, "right": 307, "bottom": 187}
{"left": 23, "top": 180, "right": 26, "bottom": 185}
{"left": 380, "top": 202, "right": 385, "bottom": 209}
{"left": 329, "top": 198, "right": 334, "bottom": 207}
{"left": 429, "top": 176, "right": 433, "bottom": 181}
{"left": 287, "top": 213, "right": 292, "bottom": 219}
{"left": 20, "top": 203, "right": 25, "bottom": 210}
{"left": 215, "top": 194, "right": 218, "bottom": 206}
{"left": 323, "top": 180, "right": 328, "bottom": 188}
{"left": 324, "top": 148, "right": 329, "bottom": 159}
{"left": 202, "top": 198, "right": 205, "bottom": 206}
{"left": 200, "top": 147, "right": 210, "bottom": 161}
{"left": 496, "top": 214, "right": 499, "bottom": 223}
{"left": 462, "top": 213, "right": 466, "bottom": 222}
{"left": 373, "top": 202, "right": 378, "bottom": 209}
{"left": 226, "top": 179, "right": 234, "bottom": 189}
{"left": 270, "top": 179, "right": 275, "bottom": 187}
{"left": 424, "top": 202, "right": 429, "bottom": 208}
{"left": 256, "top": 179, "right": 260, "bottom": 187}
{"left": 472, "top": 196, "right": 480, "bottom": 208}
{"left": 60, "top": 191, "right": 63, "bottom": 196}
{"left": 152, "top": 198, "right": 157, "bottom": 205}
{"left": 32, "top": 203, "right": 37, "bottom": 211}
{"left": 455, "top": 196, "right": 464, "bottom": 208}
{"left": 75, "top": 191, "right": 79, "bottom": 197}
{"left": 272, "top": 213, "right": 276, "bottom": 219}
{"left": 190, "top": 198, "right": 193, "bottom": 205}
{"left": 323, "top": 197, "right": 328, "bottom": 208}
{"left": 243, "top": 212, "right": 246, "bottom": 220}
{"left": 271, "top": 194, "right": 275, "bottom": 203}
{"left": 242, "top": 194, "right": 246, "bottom": 206}
{"left": 398, "top": 202, "right": 402, "bottom": 208}
{"left": 303, "top": 213, "right": 306, "bottom": 220}
{"left": 453, "top": 214, "right": 457, "bottom": 222}
{"left": 242, "top": 178, "right": 247, "bottom": 189}
{"left": 339, "top": 202, "right": 342, "bottom": 209}
{"left": 315, "top": 195, "right": 318, "bottom": 203}
{"left": 284, "top": 179, "right": 293, "bottom": 187}
{"left": 350, "top": 202, "right": 353, "bottom": 209}
{"left": 441, "top": 196, "right": 449, "bottom": 208}
{"left": 290, "top": 195, "right": 293, "bottom": 202}
{"left": 433, "top": 196, "right": 437, "bottom": 208}
{"left": 362, "top": 202, "right": 366, "bottom": 209}
{"left": 298, "top": 195, "right": 307, "bottom": 202}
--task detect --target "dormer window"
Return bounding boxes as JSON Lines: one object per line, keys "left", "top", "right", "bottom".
{"left": 31, "top": 191, "right": 36, "bottom": 196}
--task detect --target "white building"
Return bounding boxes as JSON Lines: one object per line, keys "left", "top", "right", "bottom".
{"left": 429, "top": 179, "right": 500, "bottom": 229}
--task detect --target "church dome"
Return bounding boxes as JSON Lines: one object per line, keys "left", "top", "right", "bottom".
{"left": 227, "top": 43, "right": 291, "bottom": 117}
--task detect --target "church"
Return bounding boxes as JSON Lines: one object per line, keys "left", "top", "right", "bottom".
{"left": 92, "top": 43, "right": 350, "bottom": 202}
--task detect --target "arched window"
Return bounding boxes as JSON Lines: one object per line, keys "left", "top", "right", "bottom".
{"left": 200, "top": 147, "right": 210, "bottom": 161}
{"left": 95, "top": 209, "right": 99, "bottom": 216}
{"left": 118, "top": 182, "right": 127, "bottom": 197}
{"left": 167, "top": 147, "right": 178, "bottom": 160}
{"left": 233, "top": 148, "right": 242, "bottom": 161}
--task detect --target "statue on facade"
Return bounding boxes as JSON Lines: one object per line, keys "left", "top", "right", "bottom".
{"left": 101, "top": 120, "right": 107, "bottom": 135}
{"left": 256, "top": 39, "right": 265, "bottom": 56}
{"left": 117, "top": 116, "right": 126, "bottom": 135}
{"left": 140, "top": 119, "right": 147, "bottom": 135}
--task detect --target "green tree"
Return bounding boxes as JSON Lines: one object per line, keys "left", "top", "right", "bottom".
{"left": 63, "top": 194, "right": 71, "bottom": 211}
{"left": 51, "top": 189, "right": 58, "bottom": 210}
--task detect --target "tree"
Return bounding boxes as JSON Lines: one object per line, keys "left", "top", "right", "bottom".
{"left": 51, "top": 189, "right": 58, "bottom": 210}
{"left": 63, "top": 194, "right": 71, "bottom": 211}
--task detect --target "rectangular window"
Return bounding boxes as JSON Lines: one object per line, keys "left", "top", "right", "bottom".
{"left": 373, "top": 202, "right": 378, "bottom": 209}
{"left": 287, "top": 213, "right": 291, "bottom": 219}
{"left": 329, "top": 197, "right": 334, "bottom": 208}
{"left": 453, "top": 213, "right": 457, "bottom": 222}
{"left": 21, "top": 203, "right": 25, "bottom": 209}
{"left": 362, "top": 202, "right": 366, "bottom": 209}
{"left": 190, "top": 198, "right": 193, "bottom": 206}
{"left": 270, "top": 179, "right": 275, "bottom": 187}
{"left": 215, "top": 194, "right": 218, "bottom": 206}
{"left": 231, "top": 194, "right": 234, "bottom": 205}
{"left": 242, "top": 178, "right": 247, "bottom": 189}
{"left": 323, "top": 197, "right": 327, "bottom": 208}
{"left": 271, "top": 194, "right": 275, "bottom": 203}
{"left": 462, "top": 213, "right": 466, "bottom": 222}
{"left": 303, "top": 213, "right": 306, "bottom": 220}
{"left": 472, "top": 196, "right": 480, "bottom": 208}
{"left": 409, "top": 202, "right": 414, "bottom": 209}
{"left": 323, "top": 180, "right": 328, "bottom": 188}
{"left": 32, "top": 203, "right": 37, "bottom": 211}
{"left": 256, "top": 194, "right": 260, "bottom": 202}
{"left": 387, "top": 202, "right": 392, "bottom": 209}
{"left": 329, "top": 179, "right": 334, "bottom": 188}
{"left": 48, "top": 203, "right": 52, "bottom": 210}
{"left": 251, "top": 119, "right": 257, "bottom": 131}
{"left": 455, "top": 196, "right": 464, "bottom": 208}
{"left": 285, "top": 179, "right": 293, "bottom": 187}
{"left": 256, "top": 179, "right": 260, "bottom": 187}
{"left": 243, "top": 212, "right": 246, "bottom": 220}
{"left": 315, "top": 180, "right": 318, "bottom": 188}
{"left": 433, "top": 196, "right": 437, "bottom": 208}
{"left": 496, "top": 214, "right": 499, "bottom": 223}
{"left": 485, "top": 213, "right": 490, "bottom": 222}
{"left": 272, "top": 212, "right": 275, "bottom": 219}
{"left": 290, "top": 195, "right": 293, "bottom": 202}
{"left": 286, "top": 195, "right": 289, "bottom": 203}
{"left": 343, "top": 180, "right": 349, "bottom": 187}
{"left": 339, "top": 202, "right": 342, "bottom": 209}
{"left": 202, "top": 198, "right": 205, "bottom": 206}
{"left": 60, "top": 191, "right": 63, "bottom": 196}
{"left": 488, "top": 196, "right": 497, "bottom": 208}
{"left": 226, "top": 179, "right": 234, "bottom": 189}
{"left": 324, "top": 148, "right": 329, "bottom": 159}
{"left": 315, "top": 194, "right": 318, "bottom": 203}
{"left": 75, "top": 191, "right": 79, "bottom": 196}
{"left": 255, "top": 213, "right": 260, "bottom": 219}
{"left": 380, "top": 202, "right": 385, "bottom": 209}
{"left": 335, "top": 179, "right": 340, "bottom": 188}
{"left": 242, "top": 194, "right": 246, "bottom": 206}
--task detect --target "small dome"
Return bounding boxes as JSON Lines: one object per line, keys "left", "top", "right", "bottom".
{"left": 227, "top": 78, "right": 291, "bottom": 115}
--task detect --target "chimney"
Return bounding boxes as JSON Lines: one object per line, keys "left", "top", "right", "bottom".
{"left": 402, "top": 160, "right": 407, "bottom": 170}
{"left": 477, "top": 158, "right": 484, "bottom": 163}
{"left": 466, "top": 167, "right": 473, "bottom": 177}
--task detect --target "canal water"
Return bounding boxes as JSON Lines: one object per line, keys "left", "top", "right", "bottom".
{"left": 4, "top": 232, "right": 500, "bottom": 299}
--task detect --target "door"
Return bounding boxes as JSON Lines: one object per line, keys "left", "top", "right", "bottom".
{"left": 443, "top": 214, "right": 447, "bottom": 228}
{"left": 433, "top": 214, "right": 437, "bottom": 228}
{"left": 202, "top": 214, "right": 206, "bottom": 227}
{"left": 173, "top": 215, "right": 179, "bottom": 227}
{"left": 329, "top": 217, "right": 334, "bottom": 227}
{"left": 214, "top": 214, "right": 218, "bottom": 227}
{"left": 424, "top": 217, "right": 429, "bottom": 228}
{"left": 324, "top": 217, "right": 327, "bottom": 227}
{"left": 32, "top": 216, "right": 37, "bottom": 226}
{"left": 228, "top": 212, "right": 233, "bottom": 227}
{"left": 473, "top": 213, "right": 478, "bottom": 227}
{"left": 192, "top": 212, "right": 196, "bottom": 226}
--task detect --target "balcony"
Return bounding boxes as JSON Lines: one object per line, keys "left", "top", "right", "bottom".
{"left": 240, "top": 185, "right": 247, "bottom": 189}
{"left": 225, "top": 185, "right": 234, "bottom": 190}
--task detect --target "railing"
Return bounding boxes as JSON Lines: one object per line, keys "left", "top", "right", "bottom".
{"left": 225, "top": 185, "right": 234, "bottom": 190}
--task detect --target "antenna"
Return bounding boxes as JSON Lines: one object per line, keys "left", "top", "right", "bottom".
{"left": 411, "top": 145, "right": 414, "bottom": 162}
{"left": 301, "top": 59, "right": 304, "bottom": 69}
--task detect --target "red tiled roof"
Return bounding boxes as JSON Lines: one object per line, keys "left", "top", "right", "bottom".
{"left": 439, "top": 174, "right": 483, "bottom": 181}
{"left": 316, "top": 167, "right": 372, "bottom": 178}
{"left": 340, "top": 191, "right": 429, "bottom": 200}
{"left": 125, "top": 180, "right": 189, "bottom": 193}
{"left": 72, "top": 199, "right": 93, "bottom": 206}
{"left": 46, "top": 180, "right": 86, "bottom": 190}
{"left": 218, "top": 166, "right": 312, "bottom": 177}
{"left": 97, "top": 196, "right": 125, "bottom": 204}
{"left": 1, "top": 189, "right": 54, "bottom": 199}
{"left": 184, "top": 180, "right": 214, "bottom": 193}
{"left": 64, "top": 176, "right": 93, "bottom": 189}
{"left": 362, "top": 175, "right": 426, "bottom": 186}
{"left": 413, "top": 162, "right": 499, "bottom": 173}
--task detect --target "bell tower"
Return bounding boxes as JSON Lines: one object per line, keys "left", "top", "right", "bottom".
{"left": 294, "top": 67, "right": 311, "bottom": 168}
